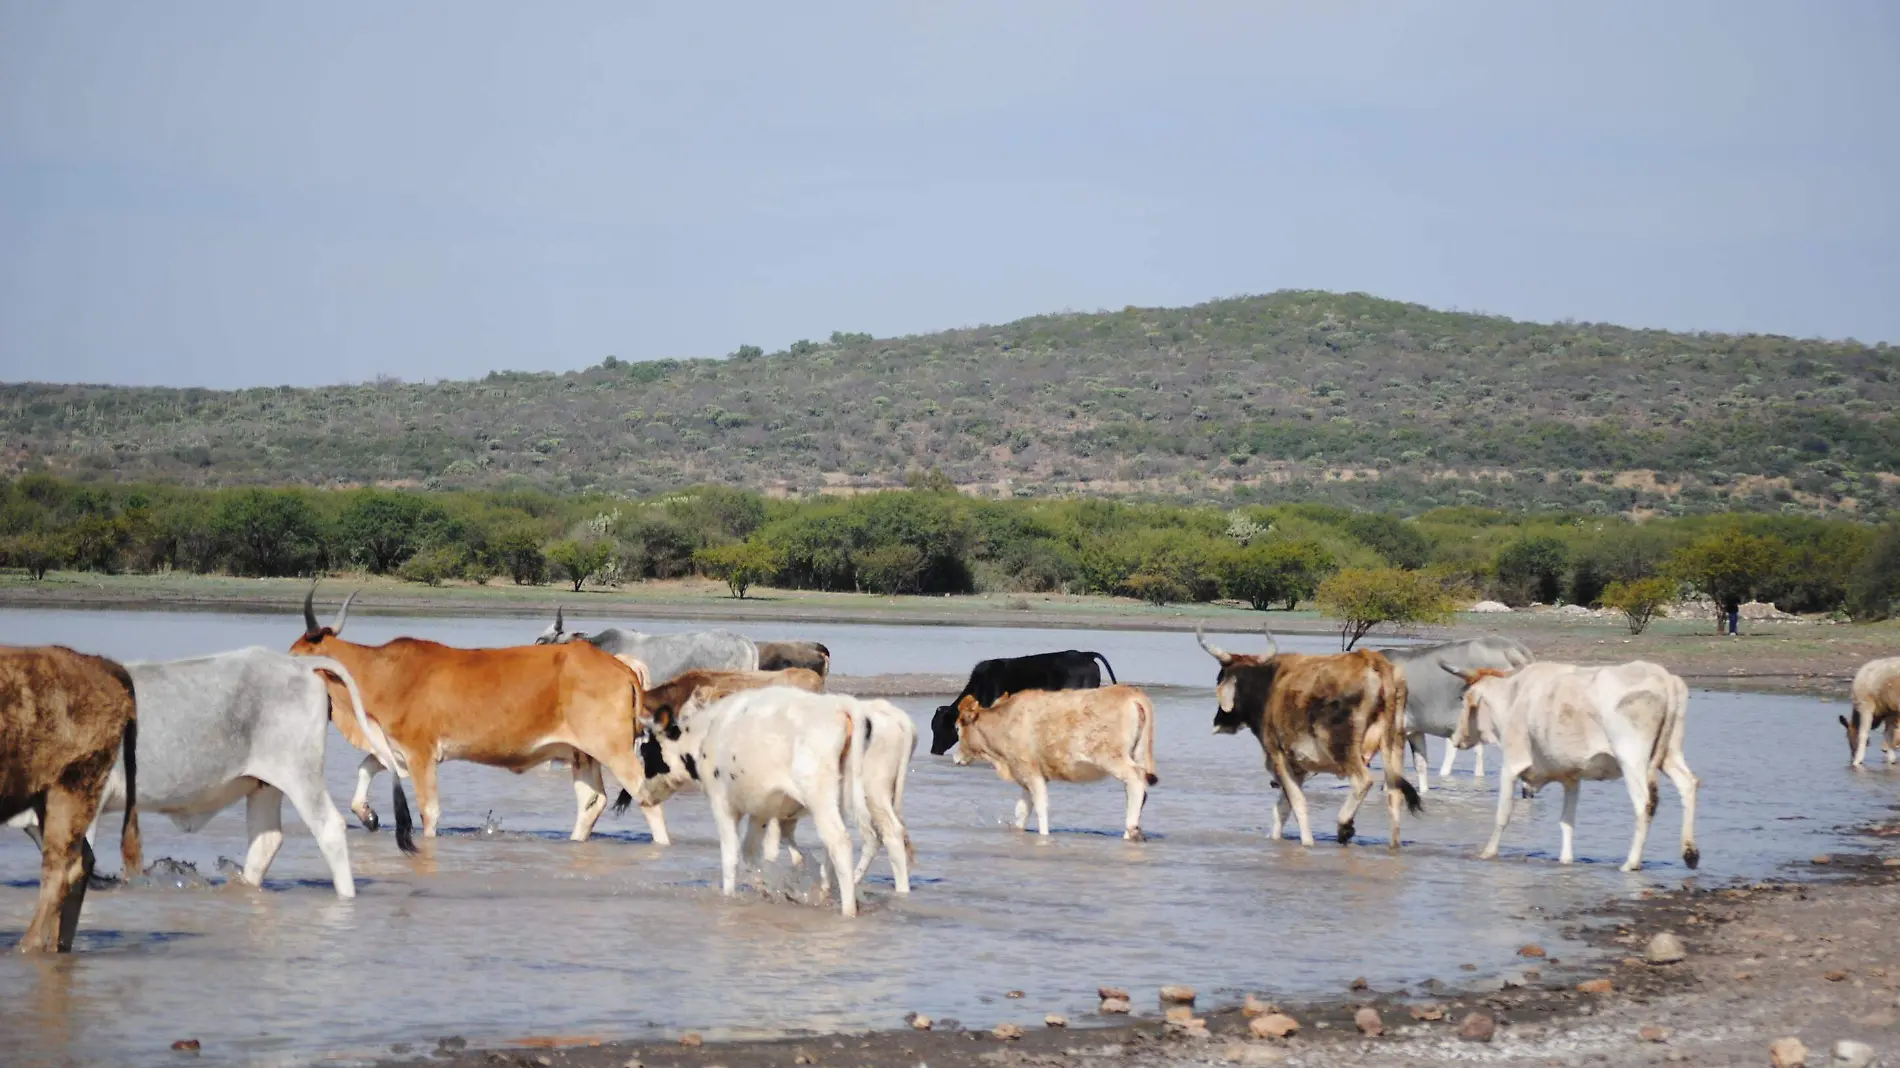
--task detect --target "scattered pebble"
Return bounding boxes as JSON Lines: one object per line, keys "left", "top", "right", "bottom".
{"left": 1165, "top": 1004, "right": 1196, "bottom": 1024}
{"left": 1646, "top": 932, "right": 1686, "bottom": 964}
{"left": 1044, "top": 1014, "right": 1067, "bottom": 1028}
{"left": 907, "top": 1013, "right": 932, "bottom": 1031}
{"left": 1099, "top": 998, "right": 1130, "bottom": 1015}
{"left": 1812, "top": 855, "right": 1833, "bottom": 866}
{"left": 1825, "top": 970, "right": 1848, "bottom": 982}
{"left": 1408, "top": 1004, "right": 1445, "bottom": 1021}
{"left": 1354, "top": 1006, "right": 1383, "bottom": 1036}
{"left": 1770, "top": 1036, "right": 1809, "bottom": 1067}
{"left": 1242, "top": 994, "right": 1275, "bottom": 1018}
{"left": 1577, "top": 978, "right": 1614, "bottom": 994}
{"left": 1159, "top": 984, "right": 1196, "bottom": 1004}
{"left": 171, "top": 1039, "right": 201, "bottom": 1052}
{"left": 1222, "top": 1043, "right": 1287, "bottom": 1065}
{"left": 1349, "top": 976, "right": 1368, "bottom": 991}
{"left": 1097, "top": 986, "right": 1129, "bottom": 1001}
{"left": 1639, "top": 1025, "right": 1670, "bottom": 1043}
{"left": 680, "top": 1032, "right": 703, "bottom": 1048}
{"left": 794, "top": 1055, "right": 815, "bottom": 1067}
{"left": 1518, "top": 944, "right": 1547, "bottom": 957}
{"left": 1005, "top": 990, "right": 1024, "bottom": 999}
{"left": 1831, "top": 1039, "right": 1876, "bottom": 1068}
{"left": 1458, "top": 1012, "right": 1496, "bottom": 1042}
{"left": 1250, "top": 1012, "right": 1300, "bottom": 1039}
{"left": 992, "top": 1023, "right": 1024, "bottom": 1041}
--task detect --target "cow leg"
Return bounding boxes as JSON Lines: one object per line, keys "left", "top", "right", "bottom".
{"left": 1480, "top": 763, "right": 1529, "bottom": 860}
{"left": 1028, "top": 776, "right": 1051, "bottom": 836}
{"left": 1269, "top": 789, "right": 1289, "bottom": 840}
{"left": 1335, "top": 766, "right": 1375, "bottom": 846}
{"left": 740, "top": 817, "right": 767, "bottom": 867}
{"left": 1408, "top": 733, "right": 1430, "bottom": 793}
{"left": 1269, "top": 754, "right": 1314, "bottom": 846}
{"left": 578, "top": 744, "right": 671, "bottom": 845}
{"left": 1013, "top": 789, "right": 1031, "bottom": 832}
{"left": 710, "top": 800, "right": 742, "bottom": 897}
{"left": 26, "top": 787, "right": 100, "bottom": 954}
{"left": 1472, "top": 743, "right": 1486, "bottom": 781}
{"left": 277, "top": 775, "right": 357, "bottom": 898}
{"left": 241, "top": 785, "right": 286, "bottom": 888}
{"left": 1120, "top": 771, "right": 1148, "bottom": 842}
{"left": 569, "top": 756, "right": 607, "bottom": 842}
{"left": 1437, "top": 738, "right": 1459, "bottom": 780}
{"left": 808, "top": 801, "right": 858, "bottom": 918}
{"left": 1663, "top": 752, "right": 1700, "bottom": 870}
{"left": 1618, "top": 765, "right": 1656, "bottom": 873}
{"left": 1557, "top": 779, "right": 1581, "bottom": 864}
{"left": 1884, "top": 716, "right": 1899, "bottom": 765}
{"left": 350, "top": 754, "right": 384, "bottom": 832}
{"left": 409, "top": 756, "right": 442, "bottom": 838}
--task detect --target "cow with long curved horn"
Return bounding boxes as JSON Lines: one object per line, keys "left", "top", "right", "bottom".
{"left": 1195, "top": 624, "right": 1233, "bottom": 665}
{"left": 329, "top": 590, "right": 358, "bottom": 636}
{"left": 536, "top": 606, "right": 568, "bottom": 645}
{"left": 1261, "top": 627, "right": 1280, "bottom": 657}
{"left": 302, "top": 586, "right": 322, "bottom": 639}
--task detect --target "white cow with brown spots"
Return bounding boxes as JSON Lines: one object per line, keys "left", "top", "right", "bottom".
{"left": 1448, "top": 660, "right": 1699, "bottom": 872}
{"left": 952, "top": 684, "right": 1158, "bottom": 841}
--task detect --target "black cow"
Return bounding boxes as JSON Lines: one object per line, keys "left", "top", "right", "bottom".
{"left": 929, "top": 650, "right": 1118, "bottom": 755}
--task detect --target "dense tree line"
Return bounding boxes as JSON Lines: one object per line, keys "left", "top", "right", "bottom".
{"left": 3, "top": 473, "right": 1896, "bottom": 623}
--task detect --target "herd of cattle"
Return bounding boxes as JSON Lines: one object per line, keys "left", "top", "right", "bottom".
{"left": 3, "top": 587, "right": 1898, "bottom": 950}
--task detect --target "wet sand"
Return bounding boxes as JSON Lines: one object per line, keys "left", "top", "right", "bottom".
{"left": 385, "top": 820, "right": 1900, "bottom": 1068}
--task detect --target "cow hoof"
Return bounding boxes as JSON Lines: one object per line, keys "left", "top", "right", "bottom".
{"left": 357, "top": 810, "right": 380, "bottom": 832}
{"left": 1124, "top": 829, "right": 1146, "bottom": 843}
{"left": 1619, "top": 861, "right": 1642, "bottom": 873}
{"left": 1683, "top": 848, "right": 1701, "bottom": 870}
{"left": 1336, "top": 822, "right": 1355, "bottom": 845}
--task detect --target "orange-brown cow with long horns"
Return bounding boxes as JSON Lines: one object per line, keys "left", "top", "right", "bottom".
{"left": 1197, "top": 626, "right": 1420, "bottom": 848}
{"left": 290, "top": 587, "right": 659, "bottom": 844}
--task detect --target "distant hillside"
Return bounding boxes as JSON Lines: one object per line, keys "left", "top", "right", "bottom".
{"left": 5, "top": 291, "right": 1897, "bottom": 516}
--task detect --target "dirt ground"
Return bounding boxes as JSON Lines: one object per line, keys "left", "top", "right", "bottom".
{"left": 384, "top": 813, "right": 1900, "bottom": 1068}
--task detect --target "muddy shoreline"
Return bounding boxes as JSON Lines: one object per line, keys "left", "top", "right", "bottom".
{"left": 377, "top": 815, "right": 1900, "bottom": 1068}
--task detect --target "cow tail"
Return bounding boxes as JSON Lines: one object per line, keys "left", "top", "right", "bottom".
{"left": 120, "top": 715, "right": 143, "bottom": 877}
{"left": 1643, "top": 672, "right": 1687, "bottom": 816}
{"left": 1131, "top": 692, "right": 1158, "bottom": 786}
{"left": 1383, "top": 662, "right": 1422, "bottom": 814}
{"left": 1095, "top": 652, "right": 1119, "bottom": 685}
{"left": 846, "top": 710, "right": 872, "bottom": 841}
{"left": 314, "top": 657, "right": 418, "bottom": 856}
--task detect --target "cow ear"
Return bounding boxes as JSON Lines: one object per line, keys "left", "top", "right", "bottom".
{"left": 664, "top": 723, "right": 681, "bottom": 741}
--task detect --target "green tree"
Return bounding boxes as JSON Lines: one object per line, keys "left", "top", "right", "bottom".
{"left": 1494, "top": 535, "right": 1572, "bottom": 605}
{"left": 1666, "top": 529, "right": 1788, "bottom": 633}
{"left": 396, "top": 545, "right": 463, "bottom": 587}
{"left": 1845, "top": 523, "right": 1900, "bottom": 621}
{"left": 337, "top": 490, "right": 439, "bottom": 573}
{"left": 546, "top": 538, "right": 614, "bottom": 592}
{"left": 1219, "top": 538, "right": 1337, "bottom": 610}
{"left": 212, "top": 489, "right": 322, "bottom": 576}
{"left": 694, "top": 540, "right": 783, "bottom": 599}
{"left": 1600, "top": 577, "right": 1677, "bottom": 635}
{"left": 1341, "top": 513, "right": 1434, "bottom": 569}
{"left": 1316, "top": 567, "right": 1458, "bottom": 650}
{"left": 1123, "top": 570, "right": 1186, "bottom": 606}
{"left": 492, "top": 521, "right": 548, "bottom": 585}
{"left": 2, "top": 530, "right": 69, "bottom": 580}
{"left": 856, "top": 543, "right": 928, "bottom": 595}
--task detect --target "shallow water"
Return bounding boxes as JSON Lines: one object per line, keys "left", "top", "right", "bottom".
{"left": 0, "top": 607, "right": 1891, "bottom": 1067}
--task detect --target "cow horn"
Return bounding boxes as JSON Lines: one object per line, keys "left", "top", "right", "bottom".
{"left": 330, "top": 590, "right": 358, "bottom": 636}
{"left": 302, "top": 585, "right": 321, "bottom": 637}
{"left": 1195, "top": 623, "right": 1231, "bottom": 663}
{"left": 555, "top": 605, "right": 565, "bottom": 634}
{"left": 1262, "top": 626, "right": 1279, "bottom": 657}
{"left": 1439, "top": 663, "right": 1478, "bottom": 685}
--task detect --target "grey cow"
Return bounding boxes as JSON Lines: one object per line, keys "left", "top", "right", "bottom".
{"left": 535, "top": 608, "right": 758, "bottom": 683}
{"left": 11, "top": 647, "right": 413, "bottom": 895}
{"left": 1376, "top": 636, "right": 1534, "bottom": 791}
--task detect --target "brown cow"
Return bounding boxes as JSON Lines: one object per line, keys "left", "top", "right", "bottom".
{"left": 607, "top": 667, "right": 825, "bottom": 816}
{"left": 756, "top": 641, "right": 831, "bottom": 678}
{"left": 291, "top": 589, "right": 655, "bottom": 844}
{"left": 0, "top": 646, "right": 141, "bottom": 952}
{"left": 952, "top": 685, "right": 1158, "bottom": 841}
{"left": 1197, "top": 627, "right": 1420, "bottom": 848}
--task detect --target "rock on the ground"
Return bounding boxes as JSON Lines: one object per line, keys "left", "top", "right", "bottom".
{"left": 1831, "top": 1040, "right": 1875, "bottom": 1068}
{"left": 1165, "top": 1004, "right": 1196, "bottom": 1024}
{"left": 1409, "top": 1004, "right": 1445, "bottom": 1021}
{"left": 1771, "top": 1036, "right": 1810, "bottom": 1068}
{"left": 1354, "top": 1007, "right": 1384, "bottom": 1036}
{"left": 1251, "top": 1013, "right": 1300, "bottom": 1039}
{"left": 1044, "top": 1014, "right": 1067, "bottom": 1028}
{"left": 1222, "top": 1044, "right": 1287, "bottom": 1065}
{"left": 908, "top": 1013, "right": 932, "bottom": 1031}
{"left": 1242, "top": 994, "right": 1275, "bottom": 1018}
{"left": 1459, "top": 1013, "right": 1496, "bottom": 1042}
{"left": 1349, "top": 976, "right": 1368, "bottom": 991}
{"left": 1646, "top": 932, "right": 1687, "bottom": 964}
{"left": 1005, "top": 989, "right": 1024, "bottom": 999}
{"left": 1098, "top": 986, "right": 1129, "bottom": 1000}
{"left": 1518, "top": 943, "right": 1547, "bottom": 957}
{"left": 1471, "top": 601, "right": 1513, "bottom": 613}
{"left": 1577, "top": 978, "right": 1615, "bottom": 994}
{"left": 1640, "top": 1025, "right": 1669, "bottom": 1043}
{"left": 1160, "top": 984, "right": 1196, "bottom": 1004}
{"left": 993, "top": 1023, "right": 1024, "bottom": 1041}
{"left": 1100, "top": 997, "right": 1130, "bottom": 1015}
{"left": 679, "top": 1033, "right": 703, "bottom": 1048}
{"left": 171, "top": 1039, "right": 201, "bottom": 1052}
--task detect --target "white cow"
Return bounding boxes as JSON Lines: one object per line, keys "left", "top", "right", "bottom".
{"left": 1844, "top": 657, "right": 1900, "bottom": 768}
{"left": 642, "top": 686, "right": 870, "bottom": 917}
{"left": 10, "top": 647, "right": 410, "bottom": 896}
{"left": 757, "top": 697, "right": 915, "bottom": 895}
{"left": 1448, "top": 660, "right": 1699, "bottom": 872}
{"left": 951, "top": 684, "right": 1158, "bottom": 841}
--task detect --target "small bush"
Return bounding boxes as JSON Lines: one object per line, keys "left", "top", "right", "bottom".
{"left": 1316, "top": 567, "right": 1458, "bottom": 649}
{"left": 1600, "top": 576, "right": 1676, "bottom": 635}
{"left": 397, "top": 545, "right": 463, "bottom": 587}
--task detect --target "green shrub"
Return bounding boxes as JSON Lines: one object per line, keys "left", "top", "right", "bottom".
{"left": 1600, "top": 577, "right": 1677, "bottom": 635}
{"left": 397, "top": 545, "right": 463, "bottom": 587}
{"left": 1316, "top": 567, "right": 1458, "bottom": 649}
{"left": 694, "top": 540, "right": 783, "bottom": 599}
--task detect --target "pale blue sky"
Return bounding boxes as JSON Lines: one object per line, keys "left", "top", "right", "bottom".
{"left": 2, "top": 2, "right": 1895, "bottom": 388}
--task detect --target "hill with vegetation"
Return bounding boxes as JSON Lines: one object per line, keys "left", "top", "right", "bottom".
{"left": 5, "top": 291, "right": 1897, "bottom": 516}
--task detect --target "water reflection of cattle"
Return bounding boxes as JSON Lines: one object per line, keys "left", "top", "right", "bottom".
{"left": 14, "top": 647, "right": 415, "bottom": 896}
{"left": 1447, "top": 660, "right": 1699, "bottom": 872}
{"left": 929, "top": 650, "right": 1118, "bottom": 755}
{"left": 1377, "top": 636, "right": 1534, "bottom": 790}
{"left": 953, "top": 685, "right": 1158, "bottom": 841}
{"left": 536, "top": 608, "right": 758, "bottom": 683}
{"left": 639, "top": 687, "right": 885, "bottom": 917}
{"left": 1198, "top": 627, "right": 1420, "bottom": 848}
{"left": 1844, "top": 657, "right": 1899, "bottom": 767}
{"left": 0, "top": 646, "right": 141, "bottom": 953}
{"left": 291, "top": 589, "right": 657, "bottom": 844}
{"left": 756, "top": 641, "right": 831, "bottom": 678}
